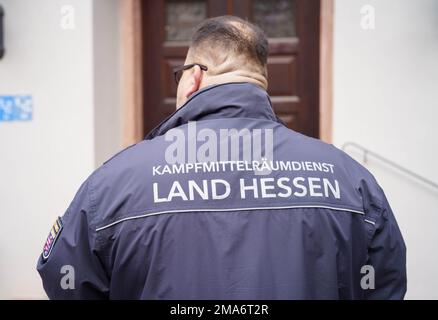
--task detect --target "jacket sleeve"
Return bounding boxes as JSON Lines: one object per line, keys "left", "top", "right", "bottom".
{"left": 36, "top": 178, "right": 110, "bottom": 299}
{"left": 365, "top": 188, "right": 407, "bottom": 299}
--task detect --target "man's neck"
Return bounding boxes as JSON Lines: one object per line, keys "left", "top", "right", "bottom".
{"left": 200, "top": 70, "right": 268, "bottom": 91}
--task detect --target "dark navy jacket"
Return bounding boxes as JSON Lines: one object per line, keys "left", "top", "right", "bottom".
{"left": 37, "top": 82, "right": 406, "bottom": 299}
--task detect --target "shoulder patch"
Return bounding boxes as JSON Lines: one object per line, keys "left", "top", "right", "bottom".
{"left": 42, "top": 217, "right": 63, "bottom": 261}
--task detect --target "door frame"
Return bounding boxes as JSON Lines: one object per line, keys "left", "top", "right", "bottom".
{"left": 120, "top": 0, "right": 144, "bottom": 147}
{"left": 120, "top": 0, "right": 334, "bottom": 145}
{"left": 319, "top": 0, "right": 334, "bottom": 143}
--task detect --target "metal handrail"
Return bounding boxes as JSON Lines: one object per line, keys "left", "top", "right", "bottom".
{"left": 342, "top": 142, "right": 438, "bottom": 191}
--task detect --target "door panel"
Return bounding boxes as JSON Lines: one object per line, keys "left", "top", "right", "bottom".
{"left": 142, "top": 0, "right": 320, "bottom": 138}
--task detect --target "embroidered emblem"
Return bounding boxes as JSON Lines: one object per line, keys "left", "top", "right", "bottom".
{"left": 42, "top": 217, "right": 63, "bottom": 261}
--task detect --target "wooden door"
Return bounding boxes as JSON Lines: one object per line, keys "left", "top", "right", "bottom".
{"left": 142, "top": 0, "right": 320, "bottom": 138}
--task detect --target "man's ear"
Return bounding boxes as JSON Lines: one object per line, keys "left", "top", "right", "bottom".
{"left": 185, "top": 65, "right": 203, "bottom": 98}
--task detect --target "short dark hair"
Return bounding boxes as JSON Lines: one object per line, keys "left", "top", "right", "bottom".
{"left": 190, "top": 15, "right": 268, "bottom": 71}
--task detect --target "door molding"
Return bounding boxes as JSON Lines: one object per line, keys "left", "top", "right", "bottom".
{"left": 121, "top": 0, "right": 144, "bottom": 146}
{"left": 319, "top": 0, "right": 334, "bottom": 143}
{"left": 121, "top": 0, "right": 334, "bottom": 145}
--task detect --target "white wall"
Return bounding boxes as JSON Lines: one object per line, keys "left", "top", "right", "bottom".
{"left": 0, "top": 0, "right": 122, "bottom": 299}
{"left": 333, "top": 0, "right": 438, "bottom": 299}
{"left": 93, "top": 0, "right": 122, "bottom": 166}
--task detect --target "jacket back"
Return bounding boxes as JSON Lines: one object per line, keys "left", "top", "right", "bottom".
{"left": 37, "top": 83, "right": 406, "bottom": 299}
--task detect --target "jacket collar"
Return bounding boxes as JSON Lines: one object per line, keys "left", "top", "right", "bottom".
{"left": 145, "top": 82, "right": 282, "bottom": 140}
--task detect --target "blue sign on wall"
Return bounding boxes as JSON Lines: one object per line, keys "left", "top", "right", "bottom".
{"left": 0, "top": 95, "right": 33, "bottom": 121}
